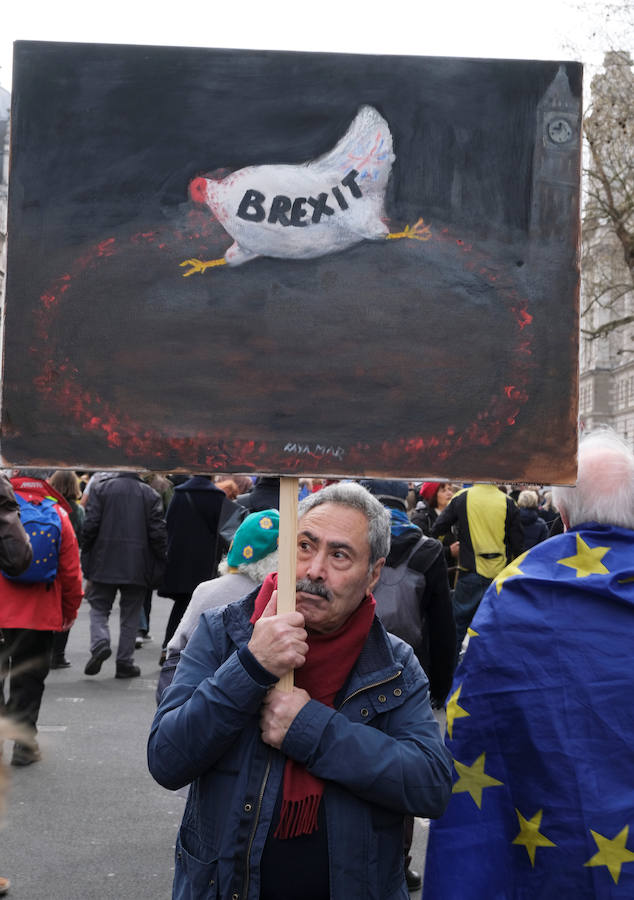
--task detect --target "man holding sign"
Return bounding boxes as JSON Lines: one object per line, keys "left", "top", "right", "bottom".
{"left": 148, "top": 482, "right": 451, "bottom": 899}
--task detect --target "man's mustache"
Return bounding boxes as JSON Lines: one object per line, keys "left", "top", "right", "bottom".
{"left": 296, "top": 578, "right": 332, "bottom": 602}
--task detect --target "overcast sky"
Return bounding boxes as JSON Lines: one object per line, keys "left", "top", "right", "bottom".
{"left": 1, "top": 0, "right": 628, "bottom": 92}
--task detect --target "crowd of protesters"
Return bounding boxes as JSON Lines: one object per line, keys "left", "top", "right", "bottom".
{"left": 0, "top": 464, "right": 564, "bottom": 897}
{"left": 0, "top": 469, "right": 558, "bottom": 748}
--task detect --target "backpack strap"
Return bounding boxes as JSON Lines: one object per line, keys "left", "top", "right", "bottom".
{"left": 407, "top": 535, "right": 443, "bottom": 574}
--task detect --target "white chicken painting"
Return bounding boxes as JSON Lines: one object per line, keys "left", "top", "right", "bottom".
{"left": 181, "top": 105, "right": 430, "bottom": 275}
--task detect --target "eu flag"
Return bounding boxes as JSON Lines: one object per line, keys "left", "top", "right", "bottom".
{"left": 423, "top": 523, "right": 634, "bottom": 899}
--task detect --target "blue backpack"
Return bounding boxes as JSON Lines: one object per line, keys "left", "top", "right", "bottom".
{"left": 3, "top": 494, "right": 61, "bottom": 584}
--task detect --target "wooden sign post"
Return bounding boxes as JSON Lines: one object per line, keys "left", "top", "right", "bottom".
{"left": 276, "top": 476, "right": 299, "bottom": 692}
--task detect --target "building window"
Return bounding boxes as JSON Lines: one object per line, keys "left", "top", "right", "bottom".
{"left": 579, "top": 382, "right": 593, "bottom": 414}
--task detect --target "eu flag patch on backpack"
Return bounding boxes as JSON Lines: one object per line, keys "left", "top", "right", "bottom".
{"left": 3, "top": 494, "right": 61, "bottom": 584}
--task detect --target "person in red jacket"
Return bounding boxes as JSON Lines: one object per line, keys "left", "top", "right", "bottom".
{"left": 0, "top": 470, "right": 32, "bottom": 897}
{"left": 0, "top": 470, "right": 83, "bottom": 766}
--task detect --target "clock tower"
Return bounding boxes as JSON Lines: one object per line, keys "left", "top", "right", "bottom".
{"left": 530, "top": 65, "right": 581, "bottom": 240}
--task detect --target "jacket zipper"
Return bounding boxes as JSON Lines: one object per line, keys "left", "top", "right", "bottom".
{"left": 242, "top": 750, "right": 272, "bottom": 899}
{"left": 337, "top": 670, "right": 402, "bottom": 711}
{"left": 240, "top": 672, "right": 402, "bottom": 897}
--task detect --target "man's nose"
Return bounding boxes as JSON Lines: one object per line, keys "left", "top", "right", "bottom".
{"left": 306, "top": 548, "right": 328, "bottom": 582}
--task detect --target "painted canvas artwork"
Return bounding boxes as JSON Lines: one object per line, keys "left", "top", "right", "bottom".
{"left": 2, "top": 42, "right": 582, "bottom": 481}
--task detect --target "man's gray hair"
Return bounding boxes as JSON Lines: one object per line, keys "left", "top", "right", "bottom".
{"left": 297, "top": 481, "right": 391, "bottom": 564}
{"left": 552, "top": 427, "right": 634, "bottom": 530}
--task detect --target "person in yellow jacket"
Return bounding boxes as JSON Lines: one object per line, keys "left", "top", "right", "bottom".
{"left": 432, "top": 483, "right": 523, "bottom": 658}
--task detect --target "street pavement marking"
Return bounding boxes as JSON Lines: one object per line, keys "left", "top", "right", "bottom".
{"left": 127, "top": 679, "right": 159, "bottom": 691}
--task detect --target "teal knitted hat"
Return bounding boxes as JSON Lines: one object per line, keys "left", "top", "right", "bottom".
{"left": 227, "top": 508, "right": 280, "bottom": 567}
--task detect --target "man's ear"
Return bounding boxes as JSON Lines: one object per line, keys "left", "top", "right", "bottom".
{"left": 366, "top": 558, "right": 385, "bottom": 596}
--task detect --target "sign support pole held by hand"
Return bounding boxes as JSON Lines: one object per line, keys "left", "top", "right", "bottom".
{"left": 276, "top": 476, "right": 299, "bottom": 692}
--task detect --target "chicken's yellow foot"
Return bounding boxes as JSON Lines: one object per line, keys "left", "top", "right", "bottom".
{"left": 180, "top": 257, "right": 227, "bottom": 277}
{"left": 386, "top": 218, "right": 432, "bottom": 242}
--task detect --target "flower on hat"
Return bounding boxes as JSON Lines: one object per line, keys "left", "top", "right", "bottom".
{"left": 260, "top": 516, "right": 273, "bottom": 530}
{"left": 243, "top": 545, "right": 254, "bottom": 560}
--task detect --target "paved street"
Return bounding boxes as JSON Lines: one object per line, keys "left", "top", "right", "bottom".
{"left": 2, "top": 594, "right": 431, "bottom": 899}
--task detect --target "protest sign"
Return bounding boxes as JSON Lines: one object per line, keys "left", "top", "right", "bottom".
{"left": 2, "top": 42, "right": 582, "bottom": 483}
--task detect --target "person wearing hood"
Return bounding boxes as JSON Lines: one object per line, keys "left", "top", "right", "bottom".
{"left": 361, "top": 479, "right": 456, "bottom": 704}
{"left": 236, "top": 476, "right": 280, "bottom": 512}
{"left": 360, "top": 479, "right": 456, "bottom": 892}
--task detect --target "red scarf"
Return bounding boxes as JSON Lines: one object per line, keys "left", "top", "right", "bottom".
{"left": 251, "top": 573, "right": 376, "bottom": 839}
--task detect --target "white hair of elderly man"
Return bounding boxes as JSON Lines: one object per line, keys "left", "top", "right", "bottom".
{"left": 552, "top": 427, "right": 634, "bottom": 531}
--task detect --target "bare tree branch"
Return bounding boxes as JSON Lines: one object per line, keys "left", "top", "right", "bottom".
{"left": 580, "top": 48, "right": 634, "bottom": 343}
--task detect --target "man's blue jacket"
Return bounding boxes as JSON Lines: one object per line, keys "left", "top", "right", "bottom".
{"left": 148, "top": 589, "right": 452, "bottom": 900}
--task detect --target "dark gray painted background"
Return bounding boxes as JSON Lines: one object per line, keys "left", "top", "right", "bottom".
{"left": 2, "top": 42, "right": 581, "bottom": 480}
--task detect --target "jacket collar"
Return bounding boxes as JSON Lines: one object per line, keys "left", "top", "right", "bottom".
{"left": 177, "top": 475, "right": 221, "bottom": 491}
{"left": 11, "top": 476, "right": 72, "bottom": 515}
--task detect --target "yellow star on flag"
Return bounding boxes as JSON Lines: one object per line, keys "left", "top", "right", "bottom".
{"left": 494, "top": 551, "right": 529, "bottom": 594}
{"left": 467, "top": 626, "right": 479, "bottom": 637}
{"left": 584, "top": 826, "right": 634, "bottom": 884}
{"left": 512, "top": 808, "right": 556, "bottom": 866}
{"left": 557, "top": 533, "right": 610, "bottom": 578}
{"left": 452, "top": 752, "right": 503, "bottom": 808}
{"left": 446, "top": 685, "right": 470, "bottom": 739}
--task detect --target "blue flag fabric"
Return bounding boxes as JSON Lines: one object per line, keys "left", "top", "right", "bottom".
{"left": 423, "top": 523, "right": 634, "bottom": 899}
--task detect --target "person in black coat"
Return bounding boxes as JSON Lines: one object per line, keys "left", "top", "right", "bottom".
{"left": 235, "top": 476, "right": 280, "bottom": 512}
{"left": 411, "top": 482, "right": 459, "bottom": 586}
{"left": 82, "top": 472, "right": 167, "bottom": 678}
{"left": 517, "top": 490, "right": 549, "bottom": 551}
{"left": 158, "top": 475, "right": 227, "bottom": 659}
{"left": 361, "top": 478, "right": 455, "bottom": 892}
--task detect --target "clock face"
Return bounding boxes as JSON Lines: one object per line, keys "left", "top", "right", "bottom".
{"left": 547, "top": 118, "right": 573, "bottom": 144}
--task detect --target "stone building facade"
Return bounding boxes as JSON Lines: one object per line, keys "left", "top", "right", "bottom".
{"left": 578, "top": 52, "right": 634, "bottom": 448}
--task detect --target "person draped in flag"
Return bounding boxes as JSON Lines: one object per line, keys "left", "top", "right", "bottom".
{"left": 149, "top": 482, "right": 451, "bottom": 900}
{"left": 423, "top": 428, "right": 634, "bottom": 899}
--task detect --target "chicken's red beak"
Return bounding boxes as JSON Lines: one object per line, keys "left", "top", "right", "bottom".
{"left": 189, "top": 176, "right": 208, "bottom": 205}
